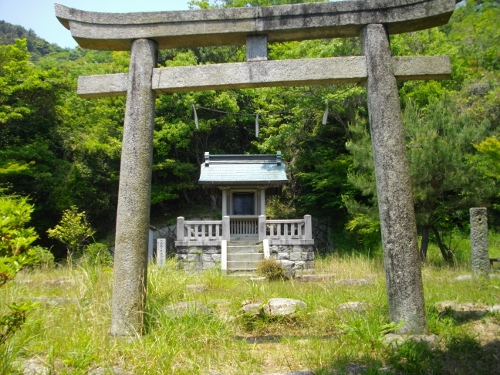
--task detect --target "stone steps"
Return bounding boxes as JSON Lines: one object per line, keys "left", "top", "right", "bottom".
{"left": 226, "top": 238, "right": 262, "bottom": 273}
{"left": 227, "top": 253, "right": 263, "bottom": 262}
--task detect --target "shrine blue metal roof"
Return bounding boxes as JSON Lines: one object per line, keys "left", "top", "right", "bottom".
{"left": 199, "top": 152, "right": 288, "bottom": 186}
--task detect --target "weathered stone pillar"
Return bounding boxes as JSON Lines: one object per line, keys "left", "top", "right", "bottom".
{"left": 110, "top": 38, "right": 158, "bottom": 337}
{"left": 470, "top": 207, "right": 489, "bottom": 277}
{"left": 259, "top": 215, "right": 267, "bottom": 242}
{"left": 222, "top": 216, "right": 230, "bottom": 241}
{"left": 361, "top": 24, "right": 426, "bottom": 334}
{"left": 304, "top": 215, "right": 312, "bottom": 241}
{"left": 177, "top": 217, "right": 185, "bottom": 241}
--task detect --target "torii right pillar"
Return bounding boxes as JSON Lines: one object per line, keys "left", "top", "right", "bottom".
{"left": 362, "top": 24, "right": 426, "bottom": 334}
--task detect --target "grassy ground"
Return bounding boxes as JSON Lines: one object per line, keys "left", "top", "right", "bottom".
{"left": 1, "top": 250, "right": 500, "bottom": 374}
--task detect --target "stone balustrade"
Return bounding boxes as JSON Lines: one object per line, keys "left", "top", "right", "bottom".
{"left": 175, "top": 215, "right": 313, "bottom": 246}
{"left": 175, "top": 216, "right": 229, "bottom": 246}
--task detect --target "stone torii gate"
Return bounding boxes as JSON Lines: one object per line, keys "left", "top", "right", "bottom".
{"left": 55, "top": 0, "right": 456, "bottom": 337}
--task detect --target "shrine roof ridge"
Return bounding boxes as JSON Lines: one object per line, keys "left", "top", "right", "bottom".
{"left": 55, "top": 0, "right": 458, "bottom": 51}
{"left": 205, "top": 153, "right": 281, "bottom": 164}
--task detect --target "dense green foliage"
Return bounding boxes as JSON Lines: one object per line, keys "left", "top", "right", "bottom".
{"left": 0, "top": 0, "right": 499, "bottom": 260}
{"left": 0, "top": 194, "right": 38, "bottom": 345}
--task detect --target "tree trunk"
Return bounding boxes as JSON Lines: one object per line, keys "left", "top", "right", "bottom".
{"left": 431, "top": 226, "right": 454, "bottom": 263}
{"left": 419, "top": 226, "right": 430, "bottom": 262}
{"left": 183, "top": 190, "right": 191, "bottom": 204}
{"left": 210, "top": 194, "right": 217, "bottom": 211}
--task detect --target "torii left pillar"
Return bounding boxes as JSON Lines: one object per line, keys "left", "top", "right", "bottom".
{"left": 110, "top": 39, "right": 158, "bottom": 337}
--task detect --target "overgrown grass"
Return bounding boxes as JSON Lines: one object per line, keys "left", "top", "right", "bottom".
{"left": 1, "top": 252, "right": 499, "bottom": 374}
{"left": 421, "top": 229, "right": 500, "bottom": 268}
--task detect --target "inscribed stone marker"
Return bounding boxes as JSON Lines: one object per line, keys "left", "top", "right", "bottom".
{"left": 157, "top": 238, "right": 166, "bottom": 266}
{"left": 470, "top": 207, "right": 489, "bottom": 277}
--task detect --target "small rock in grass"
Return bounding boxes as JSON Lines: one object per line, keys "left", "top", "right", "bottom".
{"left": 42, "top": 278, "right": 76, "bottom": 286}
{"left": 296, "top": 274, "right": 335, "bottom": 282}
{"left": 435, "top": 301, "right": 488, "bottom": 318}
{"left": 264, "top": 298, "right": 307, "bottom": 316}
{"left": 334, "top": 279, "right": 373, "bottom": 286}
{"left": 337, "top": 302, "right": 368, "bottom": 313}
{"left": 29, "top": 297, "right": 79, "bottom": 306}
{"left": 242, "top": 303, "right": 263, "bottom": 315}
{"left": 383, "top": 334, "right": 442, "bottom": 350}
{"left": 164, "top": 301, "right": 211, "bottom": 318}
{"left": 261, "top": 371, "right": 315, "bottom": 375}
{"left": 487, "top": 305, "right": 500, "bottom": 313}
{"left": 22, "top": 359, "right": 49, "bottom": 375}
{"left": 455, "top": 275, "right": 473, "bottom": 281}
{"left": 89, "top": 366, "right": 134, "bottom": 375}
{"left": 186, "top": 284, "right": 208, "bottom": 292}
{"left": 249, "top": 277, "right": 266, "bottom": 282}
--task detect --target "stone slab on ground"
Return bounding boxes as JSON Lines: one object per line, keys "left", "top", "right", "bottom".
{"left": 487, "top": 305, "right": 500, "bottom": 313}
{"left": 455, "top": 274, "right": 500, "bottom": 281}
{"left": 337, "top": 302, "right": 368, "bottom": 313}
{"left": 264, "top": 298, "right": 307, "bottom": 316}
{"left": 186, "top": 284, "right": 208, "bottom": 292}
{"left": 383, "top": 333, "right": 442, "bottom": 350}
{"left": 334, "top": 279, "right": 374, "bottom": 286}
{"left": 164, "top": 301, "right": 212, "bottom": 318}
{"left": 242, "top": 302, "right": 263, "bottom": 316}
{"left": 435, "top": 301, "right": 490, "bottom": 318}
{"left": 259, "top": 371, "right": 315, "bottom": 375}
{"left": 296, "top": 274, "right": 335, "bottom": 282}
{"left": 90, "top": 366, "right": 134, "bottom": 375}
{"left": 28, "top": 297, "right": 79, "bottom": 306}
{"left": 22, "top": 359, "right": 49, "bottom": 375}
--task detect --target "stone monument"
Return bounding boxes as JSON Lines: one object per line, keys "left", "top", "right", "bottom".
{"left": 470, "top": 207, "right": 489, "bottom": 277}
{"left": 55, "top": 0, "right": 457, "bottom": 336}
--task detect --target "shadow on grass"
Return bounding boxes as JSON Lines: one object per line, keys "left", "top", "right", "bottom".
{"left": 309, "top": 335, "right": 500, "bottom": 375}
{"left": 234, "top": 333, "right": 340, "bottom": 344}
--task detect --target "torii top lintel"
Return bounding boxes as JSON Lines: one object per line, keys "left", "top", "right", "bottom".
{"left": 55, "top": 0, "right": 457, "bottom": 51}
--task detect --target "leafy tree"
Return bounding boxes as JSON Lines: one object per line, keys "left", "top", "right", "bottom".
{"left": 475, "top": 137, "right": 500, "bottom": 179}
{"left": 47, "top": 206, "right": 95, "bottom": 261}
{"left": 0, "top": 39, "right": 69, "bottom": 237}
{"left": 406, "top": 98, "right": 495, "bottom": 260}
{"left": 345, "top": 96, "right": 496, "bottom": 262}
{"left": 0, "top": 193, "right": 38, "bottom": 345}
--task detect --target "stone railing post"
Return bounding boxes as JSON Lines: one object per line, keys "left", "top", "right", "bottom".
{"left": 304, "top": 215, "right": 312, "bottom": 240}
{"left": 470, "top": 207, "right": 489, "bottom": 277}
{"left": 222, "top": 216, "right": 230, "bottom": 241}
{"left": 263, "top": 239, "right": 270, "bottom": 259}
{"left": 176, "top": 217, "right": 185, "bottom": 241}
{"left": 259, "top": 215, "right": 267, "bottom": 241}
{"left": 221, "top": 240, "right": 228, "bottom": 274}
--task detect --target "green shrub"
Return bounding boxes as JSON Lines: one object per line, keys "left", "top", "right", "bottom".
{"left": 47, "top": 205, "right": 95, "bottom": 260}
{"left": 27, "top": 246, "right": 55, "bottom": 269}
{"left": 255, "top": 258, "right": 287, "bottom": 281}
{"left": 0, "top": 194, "right": 38, "bottom": 346}
{"left": 80, "top": 242, "right": 113, "bottom": 267}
